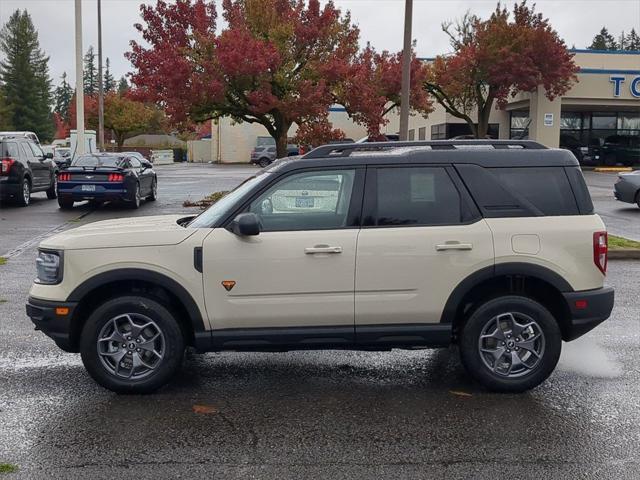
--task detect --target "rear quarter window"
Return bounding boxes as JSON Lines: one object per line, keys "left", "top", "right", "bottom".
{"left": 488, "top": 167, "right": 579, "bottom": 216}
{"left": 1, "top": 142, "right": 20, "bottom": 158}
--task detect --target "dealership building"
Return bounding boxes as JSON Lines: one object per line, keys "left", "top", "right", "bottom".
{"left": 207, "top": 49, "right": 640, "bottom": 163}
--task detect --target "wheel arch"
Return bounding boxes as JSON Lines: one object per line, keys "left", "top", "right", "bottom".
{"left": 441, "top": 263, "right": 574, "bottom": 341}
{"left": 67, "top": 268, "right": 209, "bottom": 352}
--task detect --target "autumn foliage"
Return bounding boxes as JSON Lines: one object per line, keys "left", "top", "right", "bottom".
{"left": 69, "top": 92, "right": 162, "bottom": 148}
{"left": 338, "top": 45, "right": 432, "bottom": 138}
{"left": 425, "top": 1, "right": 579, "bottom": 138}
{"left": 127, "top": 0, "right": 427, "bottom": 156}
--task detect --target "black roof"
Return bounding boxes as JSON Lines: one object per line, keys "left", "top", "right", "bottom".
{"left": 271, "top": 140, "right": 579, "bottom": 172}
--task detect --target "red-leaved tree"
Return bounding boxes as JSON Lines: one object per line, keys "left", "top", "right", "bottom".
{"left": 127, "top": 0, "right": 431, "bottom": 157}
{"left": 128, "top": 0, "right": 360, "bottom": 158}
{"left": 337, "top": 45, "right": 432, "bottom": 138}
{"left": 424, "top": 1, "right": 579, "bottom": 138}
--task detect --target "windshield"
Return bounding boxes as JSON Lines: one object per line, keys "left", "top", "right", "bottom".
{"left": 72, "top": 155, "right": 126, "bottom": 168}
{"left": 188, "top": 174, "right": 269, "bottom": 228}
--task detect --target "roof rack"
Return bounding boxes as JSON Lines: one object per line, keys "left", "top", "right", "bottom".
{"left": 303, "top": 140, "right": 547, "bottom": 159}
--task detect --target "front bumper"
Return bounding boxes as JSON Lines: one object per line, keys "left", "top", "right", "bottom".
{"left": 26, "top": 297, "right": 79, "bottom": 352}
{"left": 562, "top": 287, "right": 614, "bottom": 341}
{"left": 613, "top": 179, "right": 637, "bottom": 204}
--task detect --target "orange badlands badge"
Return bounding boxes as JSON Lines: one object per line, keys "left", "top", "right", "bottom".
{"left": 221, "top": 280, "right": 236, "bottom": 291}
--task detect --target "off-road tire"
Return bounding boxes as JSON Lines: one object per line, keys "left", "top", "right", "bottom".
{"left": 459, "top": 295, "right": 562, "bottom": 393}
{"left": 80, "top": 295, "right": 185, "bottom": 394}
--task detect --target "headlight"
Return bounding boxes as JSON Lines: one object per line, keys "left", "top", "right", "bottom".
{"left": 35, "top": 250, "right": 63, "bottom": 285}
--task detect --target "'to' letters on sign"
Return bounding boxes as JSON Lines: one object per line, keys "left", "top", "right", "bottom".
{"left": 631, "top": 77, "right": 640, "bottom": 98}
{"left": 610, "top": 75, "right": 640, "bottom": 98}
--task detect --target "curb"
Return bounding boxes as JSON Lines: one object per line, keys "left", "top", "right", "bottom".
{"left": 609, "top": 249, "right": 640, "bottom": 260}
{"left": 593, "top": 167, "right": 633, "bottom": 173}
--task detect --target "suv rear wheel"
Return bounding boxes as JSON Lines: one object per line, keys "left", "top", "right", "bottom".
{"left": 459, "top": 295, "right": 561, "bottom": 392}
{"left": 16, "top": 178, "right": 30, "bottom": 207}
{"left": 80, "top": 295, "right": 185, "bottom": 394}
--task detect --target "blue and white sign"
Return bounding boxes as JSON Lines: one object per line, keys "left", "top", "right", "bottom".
{"left": 610, "top": 75, "right": 640, "bottom": 98}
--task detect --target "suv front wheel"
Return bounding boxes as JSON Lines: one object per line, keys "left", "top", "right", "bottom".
{"left": 80, "top": 296, "right": 185, "bottom": 394}
{"left": 459, "top": 296, "right": 562, "bottom": 393}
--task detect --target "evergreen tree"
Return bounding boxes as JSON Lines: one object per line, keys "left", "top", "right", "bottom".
{"left": 103, "top": 58, "right": 115, "bottom": 92}
{"left": 618, "top": 31, "right": 626, "bottom": 50}
{"left": 53, "top": 72, "right": 74, "bottom": 122}
{"left": 0, "top": 85, "right": 14, "bottom": 130}
{"left": 626, "top": 29, "right": 640, "bottom": 50}
{"left": 0, "top": 10, "right": 53, "bottom": 141}
{"left": 83, "top": 46, "right": 98, "bottom": 95}
{"left": 117, "top": 76, "right": 129, "bottom": 94}
{"left": 588, "top": 27, "right": 618, "bottom": 50}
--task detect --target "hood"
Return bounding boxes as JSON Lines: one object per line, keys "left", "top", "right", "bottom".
{"left": 40, "top": 215, "right": 198, "bottom": 250}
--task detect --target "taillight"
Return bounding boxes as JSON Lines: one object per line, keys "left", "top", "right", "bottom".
{"left": 58, "top": 172, "right": 71, "bottom": 181}
{"left": 108, "top": 173, "right": 124, "bottom": 182}
{"left": 593, "top": 231, "right": 608, "bottom": 275}
{"left": 1, "top": 158, "right": 15, "bottom": 175}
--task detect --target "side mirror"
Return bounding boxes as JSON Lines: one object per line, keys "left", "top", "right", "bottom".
{"left": 44, "top": 152, "right": 54, "bottom": 159}
{"left": 141, "top": 160, "right": 152, "bottom": 169}
{"left": 230, "top": 213, "right": 260, "bottom": 236}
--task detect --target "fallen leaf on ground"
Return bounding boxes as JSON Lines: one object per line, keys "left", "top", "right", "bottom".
{"left": 193, "top": 404, "right": 218, "bottom": 414}
{"left": 449, "top": 390, "right": 473, "bottom": 397}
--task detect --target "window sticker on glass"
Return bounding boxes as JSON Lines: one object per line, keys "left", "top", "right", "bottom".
{"left": 410, "top": 173, "right": 435, "bottom": 202}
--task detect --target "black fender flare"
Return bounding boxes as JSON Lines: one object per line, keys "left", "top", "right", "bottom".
{"left": 439, "top": 262, "right": 573, "bottom": 324}
{"left": 67, "top": 268, "right": 206, "bottom": 334}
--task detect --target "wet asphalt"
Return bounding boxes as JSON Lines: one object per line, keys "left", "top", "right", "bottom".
{"left": 0, "top": 164, "right": 639, "bottom": 479}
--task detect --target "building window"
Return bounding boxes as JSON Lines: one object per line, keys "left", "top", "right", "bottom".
{"left": 408, "top": 129, "right": 415, "bottom": 141}
{"left": 418, "top": 127, "right": 426, "bottom": 140}
{"left": 510, "top": 111, "right": 530, "bottom": 139}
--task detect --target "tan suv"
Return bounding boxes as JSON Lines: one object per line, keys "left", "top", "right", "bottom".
{"left": 26, "top": 140, "right": 614, "bottom": 394}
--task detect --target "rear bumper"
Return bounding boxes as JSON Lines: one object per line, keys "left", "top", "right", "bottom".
{"left": 562, "top": 287, "right": 614, "bottom": 341}
{"left": 58, "top": 184, "right": 129, "bottom": 201}
{"left": 0, "top": 179, "right": 20, "bottom": 198}
{"left": 26, "top": 296, "right": 79, "bottom": 352}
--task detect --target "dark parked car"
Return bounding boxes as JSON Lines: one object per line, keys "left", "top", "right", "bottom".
{"left": 589, "top": 135, "right": 640, "bottom": 166}
{"left": 559, "top": 134, "right": 587, "bottom": 163}
{"left": 0, "top": 135, "right": 57, "bottom": 206}
{"left": 57, "top": 153, "right": 157, "bottom": 209}
{"left": 52, "top": 147, "right": 72, "bottom": 169}
{"left": 614, "top": 171, "right": 640, "bottom": 208}
{"left": 250, "top": 144, "right": 299, "bottom": 168}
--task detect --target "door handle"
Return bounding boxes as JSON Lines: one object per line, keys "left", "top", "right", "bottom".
{"left": 305, "top": 245, "right": 343, "bottom": 254}
{"left": 436, "top": 242, "right": 473, "bottom": 251}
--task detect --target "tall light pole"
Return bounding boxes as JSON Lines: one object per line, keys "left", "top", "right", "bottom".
{"left": 97, "top": 0, "right": 105, "bottom": 151}
{"left": 399, "top": 0, "right": 413, "bottom": 141}
{"left": 74, "top": 0, "right": 85, "bottom": 156}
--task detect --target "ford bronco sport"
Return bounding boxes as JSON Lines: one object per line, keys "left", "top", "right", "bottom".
{"left": 26, "top": 140, "right": 614, "bottom": 394}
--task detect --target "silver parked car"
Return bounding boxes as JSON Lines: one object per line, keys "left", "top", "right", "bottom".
{"left": 613, "top": 171, "right": 640, "bottom": 208}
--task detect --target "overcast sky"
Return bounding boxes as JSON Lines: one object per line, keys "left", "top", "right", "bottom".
{"left": 1, "top": 0, "right": 638, "bottom": 88}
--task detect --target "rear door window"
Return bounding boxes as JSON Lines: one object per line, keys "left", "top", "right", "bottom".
{"left": 20, "top": 143, "right": 33, "bottom": 159}
{"left": 488, "top": 167, "right": 579, "bottom": 216}
{"left": 371, "top": 167, "right": 463, "bottom": 226}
